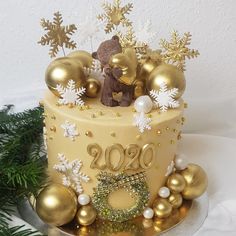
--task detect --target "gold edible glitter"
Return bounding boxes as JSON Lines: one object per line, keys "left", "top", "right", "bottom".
{"left": 85, "top": 131, "right": 93, "bottom": 137}
{"left": 166, "top": 127, "right": 170, "bottom": 131}
{"left": 51, "top": 115, "right": 56, "bottom": 120}
{"left": 110, "top": 132, "right": 116, "bottom": 137}
{"left": 157, "top": 143, "right": 161, "bottom": 147}
{"left": 157, "top": 130, "right": 162, "bottom": 135}
{"left": 170, "top": 140, "right": 175, "bottom": 144}
{"left": 91, "top": 114, "right": 96, "bottom": 118}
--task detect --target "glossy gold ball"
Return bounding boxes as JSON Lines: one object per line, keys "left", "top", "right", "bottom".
{"left": 181, "top": 164, "right": 208, "bottom": 200}
{"left": 167, "top": 173, "right": 186, "bottom": 193}
{"left": 109, "top": 47, "right": 138, "bottom": 85}
{"left": 147, "top": 64, "right": 186, "bottom": 99}
{"left": 134, "top": 80, "right": 146, "bottom": 99}
{"left": 45, "top": 57, "right": 86, "bottom": 97}
{"left": 67, "top": 50, "right": 93, "bottom": 68}
{"left": 36, "top": 184, "right": 78, "bottom": 226}
{"left": 76, "top": 205, "right": 97, "bottom": 226}
{"left": 153, "top": 198, "right": 173, "bottom": 219}
{"left": 137, "top": 58, "right": 160, "bottom": 81}
{"left": 85, "top": 78, "right": 101, "bottom": 98}
{"left": 168, "top": 193, "right": 183, "bottom": 209}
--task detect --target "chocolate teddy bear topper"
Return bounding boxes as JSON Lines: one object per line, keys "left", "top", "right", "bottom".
{"left": 92, "top": 36, "right": 135, "bottom": 107}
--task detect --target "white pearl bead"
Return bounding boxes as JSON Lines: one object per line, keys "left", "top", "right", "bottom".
{"left": 143, "top": 207, "right": 154, "bottom": 219}
{"left": 175, "top": 154, "right": 188, "bottom": 170}
{"left": 78, "top": 194, "right": 90, "bottom": 205}
{"left": 158, "top": 187, "right": 170, "bottom": 198}
{"left": 134, "top": 96, "right": 153, "bottom": 114}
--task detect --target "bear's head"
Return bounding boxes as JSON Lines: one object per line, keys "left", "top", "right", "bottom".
{"left": 92, "top": 36, "right": 122, "bottom": 66}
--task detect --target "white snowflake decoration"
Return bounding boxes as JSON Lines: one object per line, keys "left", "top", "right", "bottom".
{"left": 165, "top": 160, "right": 175, "bottom": 177}
{"left": 56, "top": 80, "right": 86, "bottom": 106}
{"left": 150, "top": 82, "right": 179, "bottom": 112}
{"left": 61, "top": 120, "right": 79, "bottom": 141}
{"left": 78, "top": 15, "right": 101, "bottom": 46}
{"left": 133, "top": 112, "right": 152, "bottom": 133}
{"left": 54, "top": 153, "right": 90, "bottom": 194}
{"left": 84, "top": 59, "right": 104, "bottom": 82}
{"left": 135, "top": 20, "right": 157, "bottom": 44}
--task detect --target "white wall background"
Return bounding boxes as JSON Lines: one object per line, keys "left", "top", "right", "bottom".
{"left": 0, "top": 0, "right": 236, "bottom": 137}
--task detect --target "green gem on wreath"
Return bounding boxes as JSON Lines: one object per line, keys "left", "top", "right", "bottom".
{"left": 92, "top": 172, "right": 150, "bottom": 222}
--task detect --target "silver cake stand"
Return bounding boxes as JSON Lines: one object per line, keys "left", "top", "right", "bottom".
{"left": 17, "top": 193, "right": 208, "bottom": 236}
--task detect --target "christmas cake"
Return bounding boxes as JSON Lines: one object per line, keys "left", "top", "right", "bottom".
{"left": 38, "top": 0, "right": 207, "bottom": 230}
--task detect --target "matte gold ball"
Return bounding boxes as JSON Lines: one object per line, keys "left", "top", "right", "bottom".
{"left": 45, "top": 57, "right": 86, "bottom": 97}
{"left": 167, "top": 173, "right": 186, "bottom": 193}
{"left": 168, "top": 193, "right": 183, "bottom": 209}
{"left": 134, "top": 80, "right": 146, "bottom": 99}
{"left": 36, "top": 184, "right": 78, "bottom": 226}
{"left": 76, "top": 205, "right": 97, "bottom": 226}
{"left": 181, "top": 164, "right": 208, "bottom": 200}
{"left": 153, "top": 198, "right": 173, "bottom": 218}
{"left": 67, "top": 50, "right": 93, "bottom": 68}
{"left": 85, "top": 78, "right": 101, "bottom": 98}
{"left": 147, "top": 64, "right": 186, "bottom": 99}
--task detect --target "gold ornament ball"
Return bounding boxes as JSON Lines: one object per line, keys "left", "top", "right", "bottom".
{"left": 168, "top": 193, "right": 183, "bottom": 209}
{"left": 167, "top": 173, "right": 186, "bottom": 193}
{"left": 85, "top": 78, "right": 101, "bottom": 98}
{"left": 147, "top": 64, "right": 186, "bottom": 99}
{"left": 181, "top": 164, "right": 208, "bottom": 200}
{"left": 36, "top": 184, "right": 78, "bottom": 226}
{"left": 45, "top": 57, "right": 86, "bottom": 97}
{"left": 76, "top": 205, "right": 97, "bottom": 226}
{"left": 137, "top": 58, "right": 160, "bottom": 81}
{"left": 153, "top": 198, "right": 173, "bottom": 219}
{"left": 67, "top": 50, "right": 93, "bottom": 68}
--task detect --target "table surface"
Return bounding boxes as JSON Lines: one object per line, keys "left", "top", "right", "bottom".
{"left": 11, "top": 134, "right": 236, "bottom": 236}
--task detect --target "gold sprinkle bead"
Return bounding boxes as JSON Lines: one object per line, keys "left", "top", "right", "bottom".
{"left": 68, "top": 103, "right": 75, "bottom": 108}
{"left": 157, "top": 143, "right": 161, "bottom": 147}
{"left": 184, "top": 103, "right": 188, "bottom": 108}
{"left": 157, "top": 130, "right": 162, "bottom": 135}
{"left": 98, "top": 111, "right": 104, "bottom": 116}
{"left": 51, "top": 115, "right": 56, "bottom": 120}
{"left": 181, "top": 117, "right": 186, "bottom": 122}
{"left": 110, "top": 132, "right": 116, "bottom": 137}
{"left": 173, "top": 129, "right": 178, "bottom": 133}
{"left": 177, "top": 133, "right": 182, "bottom": 140}
{"left": 49, "top": 136, "right": 53, "bottom": 140}
{"left": 91, "top": 114, "right": 96, "bottom": 118}
{"left": 85, "top": 131, "right": 93, "bottom": 137}
{"left": 85, "top": 105, "right": 90, "bottom": 110}
{"left": 147, "top": 114, "right": 152, "bottom": 118}
{"left": 176, "top": 119, "right": 180, "bottom": 124}
{"left": 132, "top": 108, "right": 136, "bottom": 112}
{"left": 39, "top": 100, "right": 44, "bottom": 107}
{"left": 50, "top": 126, "right": 56, "bottom": 132}
{"left": 42, "top": 113, "right": 47, "bottom": 118}
{"left": 166, "top": 127, "right": 170, "bottom": 131}
{"left": 170, "top": 140, "right": 175, "bottom": 144}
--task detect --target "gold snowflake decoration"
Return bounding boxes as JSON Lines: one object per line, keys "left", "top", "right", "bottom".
{"left": 38, "top": 12, "right": 77, "bottom": 58}
{"left": 160, "top": 31, "right": 200, "bottom": 71}
{"left": 97, "top": 0, "right": 133, "bottom": 33}
{"left": 117, "top": 26, "right": 148, "bottom": 59}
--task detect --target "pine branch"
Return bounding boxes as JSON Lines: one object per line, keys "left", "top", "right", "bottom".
{"left": 0, "top": 225, "right": 42, "bottom": 236}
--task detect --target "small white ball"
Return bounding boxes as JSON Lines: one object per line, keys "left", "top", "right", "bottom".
{"left": 143, "top": 207, "right": 154, "bottom": 219}
{"left": 175, "top": 154, "right": 188, "bottom": 170}
{"left": 134, "top": 95, "right": 153, "bottom": 114}
{"left": 78, "top": 194, "right": 90, "bottom": 206}
{"left": 158, "top": 187, "right": 170, "bottom": 198}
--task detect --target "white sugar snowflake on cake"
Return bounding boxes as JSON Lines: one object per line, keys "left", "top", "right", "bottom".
{"left": 84, "top": 59, "right": 104, "bottom": 82}
{"left": 54, "top": 153, "right": 90, "bottom": 194}
{"left": 150, "top": 82, "right": 179, "bottom": 112}
{"left": 165, "top": 160, "right": 175, "bottom": 177}
{"left": 61, "top": 121, "right": 79, "bottom": 141}
{"left": 133, "top": 112, "right": 152, "bottom": 133}
{"left": 135, "top": 20, "right": 157, "bottom": 44}
{"left": 56, "top": 80, "right": 86, "bottom": 106}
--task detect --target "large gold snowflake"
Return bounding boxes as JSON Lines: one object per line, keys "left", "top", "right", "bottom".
{"left": 97, "top": 0, "right": 133, "bottom": 33}
{"left": 160, "top": 31, "right": 199, "bottom": 71}
{"left": 117, "top": 26, "right": 148, "bottom": 58}
{"left": 38, "top": 12, "right": 77, "bottom": 58}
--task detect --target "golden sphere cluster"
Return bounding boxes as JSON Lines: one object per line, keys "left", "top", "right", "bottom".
{"left": 152, "top": 163, "right": 207, "bottom": 219}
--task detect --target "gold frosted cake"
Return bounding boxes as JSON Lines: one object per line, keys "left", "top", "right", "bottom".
{"left": 38, "top": 0, "right": 207, "bottom": 230}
